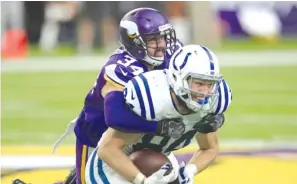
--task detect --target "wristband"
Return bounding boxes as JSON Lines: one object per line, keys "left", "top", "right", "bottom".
{"left": 133, "top": 173, "right": 146, "bottom": 184}
{"left": 186, "top": 164, "right": 198, "bottom": 176}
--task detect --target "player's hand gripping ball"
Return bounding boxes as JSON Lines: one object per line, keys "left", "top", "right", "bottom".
{"left": 129, "top": 149, "right": 179, "bottom": 184}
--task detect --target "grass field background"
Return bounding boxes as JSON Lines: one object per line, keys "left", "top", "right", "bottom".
{"left": 25, "top": 38, "right": 297, "bottom": 57}
{"left": 2, "top": 65, "right": 297, "bottom": 145}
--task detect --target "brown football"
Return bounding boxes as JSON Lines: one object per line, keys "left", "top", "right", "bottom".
{"left": 129, "top": 149, "right": 179, "bottom": 184}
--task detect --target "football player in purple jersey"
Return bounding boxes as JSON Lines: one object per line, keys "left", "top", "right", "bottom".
{"left": 58, "top": 7, "right": 184, "bottom": 184}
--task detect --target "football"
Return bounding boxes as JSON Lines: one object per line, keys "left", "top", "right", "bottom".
{"left": 129, "top": 149, "right": 179, "bottom": 184}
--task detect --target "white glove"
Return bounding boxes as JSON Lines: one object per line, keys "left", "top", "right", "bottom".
{"left": 178, "top": 162, "right": 197, "bottom": 184}
{"left": 145, "top": 163, "right": 178, "bottom": 184}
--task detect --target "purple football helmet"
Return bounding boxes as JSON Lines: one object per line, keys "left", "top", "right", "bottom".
{"left": 119, "top": 7, "right": 176, "bottom": 66}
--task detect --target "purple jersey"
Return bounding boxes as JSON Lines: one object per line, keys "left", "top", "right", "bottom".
{"left": 74, "top": 40, "right": 183, "bottom": 147}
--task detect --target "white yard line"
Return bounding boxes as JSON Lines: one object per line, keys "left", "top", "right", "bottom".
{"left": 2, "top": 51, "right": 297, "bottom": 73}
{"left": 2, "top": 139, "right": 297, "bottom": 169}
{"left": 3, "top": 139, "right": 297, "bottom": 150}
{"left": 1, "top": 155, "right": 75, "bottom": 169}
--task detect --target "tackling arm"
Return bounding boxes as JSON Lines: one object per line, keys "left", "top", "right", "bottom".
{"left": 101, "top": 71, "right": 160, "bottom": 133}
{"left": 103, "top": 81, "right": 179, "bottom": 136}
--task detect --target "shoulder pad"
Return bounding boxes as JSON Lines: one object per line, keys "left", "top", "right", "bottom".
{"left": 104, "top": 54, "right": 146, "bottom": 87}
{"left": 124, "top": 73, "right": 156, "bottom": 120}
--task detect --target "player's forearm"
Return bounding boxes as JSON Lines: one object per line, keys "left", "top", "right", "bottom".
{"left": 104, "top": 91, "right": 180, "bottom": 138}
{"left": 186, "top": 132, "right": 219, "bottom": 176}
{"left": 97, "top": 145, "right": 143, "bottom": 183}
{"left": 187, "top": 147, "right": 218, "bottom": 175}
{"left": 97, "top": 129, "right": 146, "bottom": 183}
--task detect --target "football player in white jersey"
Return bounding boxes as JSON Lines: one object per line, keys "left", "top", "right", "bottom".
{"left": 85, "top": 44, "right": 232, "bottom": 184}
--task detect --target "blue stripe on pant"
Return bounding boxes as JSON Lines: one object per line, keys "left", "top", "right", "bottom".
{"left": 89, "top": 149, "right": 110, "bottom": 184}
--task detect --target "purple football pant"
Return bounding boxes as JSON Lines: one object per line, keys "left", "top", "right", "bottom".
{"left": 75, "top": 139, "right": 94, "bottom": 184}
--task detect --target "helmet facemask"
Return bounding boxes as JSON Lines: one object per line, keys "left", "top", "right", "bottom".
{"left": 132, "top": 26, "right": 176, "bottom": 66}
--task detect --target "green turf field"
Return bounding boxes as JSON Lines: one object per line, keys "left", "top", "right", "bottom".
{"left": 2, "top": 66, "right": 297, "bottom": 145}
{"left": 23, "top": 38, "right": 297, "bottom": 57}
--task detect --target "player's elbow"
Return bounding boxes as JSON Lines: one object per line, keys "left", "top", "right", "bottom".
{"left": 97, "top": 139, "right": 118, "bottom": 160}
{"left": 209, "top": 146, "right": 219, "bottom": 162}
{"left": 97, "top": 144, "right": 106, "bottom": 159}
{"left": 200, "top": 142, "right": 219, "bottom": 154}
{"left": 97, "top": 130, "right": 126, "bottom": 160}
{"left": 197, "top": 132, "right": 220, "bottom": 157}
{"left": 209, "top": 133, "right": 219, "bottom": 156}
{"left": 212, "top": 144, "right": 219, "bottom": 157}
{"left": 200, "top": 143, "right": 219, "bottom": 161}
{"left": 209, "top": 138, "right": 220, "bottom": 159}
{"left": 97, "top": 142, "right": 110, "bottom": 160}
{"left": 212, "top": 146, "right": 219, "bottom": 161}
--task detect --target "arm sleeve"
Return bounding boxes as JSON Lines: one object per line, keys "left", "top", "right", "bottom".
{"left": 104, "top": 91, "right": 159, "bottom": 133}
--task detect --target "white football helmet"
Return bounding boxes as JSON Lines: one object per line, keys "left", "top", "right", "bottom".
{"left": 167, "top": 45, "right": 223, "bottom": 112}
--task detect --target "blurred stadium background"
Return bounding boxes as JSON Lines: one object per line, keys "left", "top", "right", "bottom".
{"left": 1, "top": 1, "right": 297, "bottom": 184}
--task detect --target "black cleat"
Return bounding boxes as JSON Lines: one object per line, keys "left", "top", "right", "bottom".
{"left": 12, "top": 179, "right": 29, "bottom": 184}
{"left": 64, "top": 167, "right": 77, "bottom": 184}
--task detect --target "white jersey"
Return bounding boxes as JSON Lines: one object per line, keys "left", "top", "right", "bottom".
{"left": 123, "top": 70, "right": 232, "bottom": 155}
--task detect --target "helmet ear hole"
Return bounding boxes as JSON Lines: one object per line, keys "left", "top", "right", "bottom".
{"left": 186, "top": 76, "right": 191, "bottom": 81}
